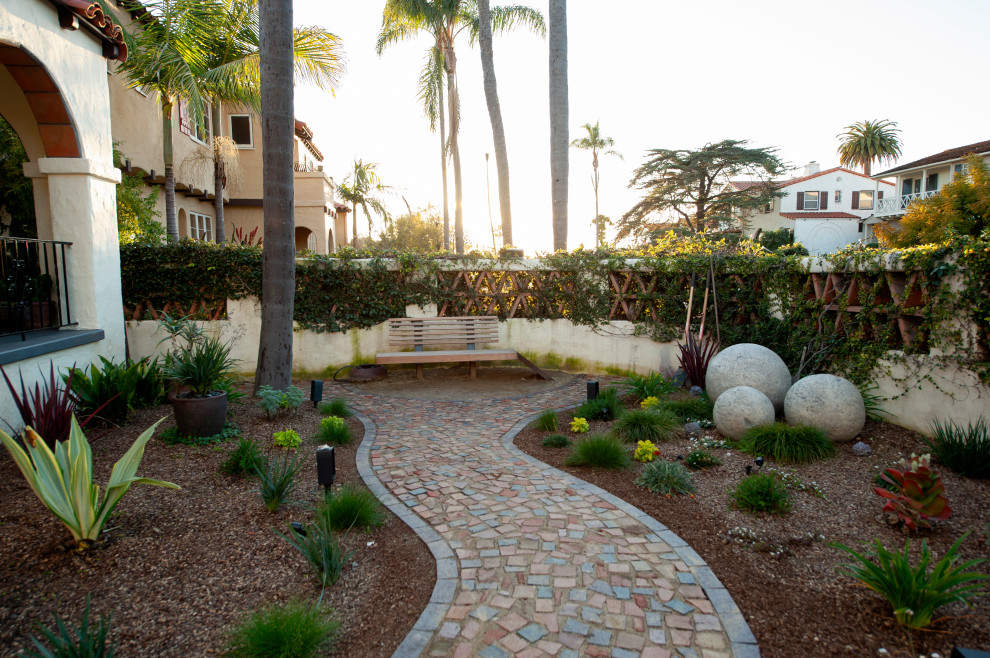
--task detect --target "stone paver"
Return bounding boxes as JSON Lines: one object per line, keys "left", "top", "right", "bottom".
{"left": 343, "top": 379, "right": 759, "bottom": 657}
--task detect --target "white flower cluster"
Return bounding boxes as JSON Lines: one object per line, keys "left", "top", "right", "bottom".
{"left": 766, "top": 467, "right": 827, "bottom": 499}
{"left": 724, "top": 526, "right": 785, "bottom": 558}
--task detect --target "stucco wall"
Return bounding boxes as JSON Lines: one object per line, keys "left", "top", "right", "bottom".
{"left": 794, "top": 218, "right": 865, "bottom": 256}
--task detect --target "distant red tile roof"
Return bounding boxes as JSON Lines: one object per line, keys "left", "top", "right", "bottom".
{"left": 50, "top": 0, "right": 128, "bottom": 61}
{"left": 294, "top": 119, "right": 324, "bottom": 161}
{"left": 334, "top": 203, "right": 349, "bottom": 213}
{"left": 780, "top": 212, "right": 861, "bottom": 220}
{"left": 730, "top": 167, "right": 893, "bottom": 191}
{"left": 874, "top": 139, "right": 990, "bottom": 177}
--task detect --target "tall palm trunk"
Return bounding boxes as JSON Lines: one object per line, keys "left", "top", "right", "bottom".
{"left": 442, "top": 45, "right": 464, "bottom": 254}
{"left": 162, "top": 100, "right": 178, "bottom": 242}
{"left": 212, "top": 100, "right": 225, "bottom": 242}
{"left": 352, "top": 205, "right": 358, "bottom": 247}
{"left": 549, "top": 0, "right": 568, "bottom": 252}
{"left": 439, "top": 79, "right": 450, "bottom": 251}
{"left": 592, "top": 152, "right": 599, "bottom": 247}
{"left": 255, "top": 0, "right": 295, "bottom": 392}
{"left": 477, "top": 0, "right": 512, "bottom": 248}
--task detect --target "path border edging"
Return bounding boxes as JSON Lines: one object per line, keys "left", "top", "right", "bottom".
{"left": 500, "top": 406, "right": 762, "bottom": 658}
{"left": 353, "top": 408, "right": 458, "bottom": 658}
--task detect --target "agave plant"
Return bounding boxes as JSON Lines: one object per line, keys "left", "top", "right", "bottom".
{"left": 0, "top": 417, "right": 180, "bottom": 549}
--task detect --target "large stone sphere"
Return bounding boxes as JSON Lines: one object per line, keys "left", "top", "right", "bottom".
{"left": 784, "top": 374, "right": 865, "bottom": 442}
{"left": 706, "top": 343, "right": 791, "bottom": 412}
{"left": 713, "top": 386, "right": 775, "bottom": 440}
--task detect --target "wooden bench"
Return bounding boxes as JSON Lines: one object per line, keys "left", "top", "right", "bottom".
{"left": 375, "top": 316, "right": 550, "bottom": 380}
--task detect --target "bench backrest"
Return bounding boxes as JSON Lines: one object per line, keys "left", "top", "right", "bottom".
{"left": 387, "top": 316, "right": 499, "bottom": 350}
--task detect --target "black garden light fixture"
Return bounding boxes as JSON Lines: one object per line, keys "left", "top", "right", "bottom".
{"left": 745, "top": 456, "right": 765, "bottom": 476}
{"left": 587, "top": 380, "right": 599, "bottom": 401}
{"left": 316, "top": 444, "right": 336, "bottom": 490}
{"left": 291, "top": 521, "right": 307, "bottom": 536}
{"left": 310, "top": 380, "right": 324, "bottom": 408}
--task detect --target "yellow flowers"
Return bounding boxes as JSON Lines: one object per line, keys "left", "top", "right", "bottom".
{"left": 570, "top": 417, "right": 590, "bottom": 434}
{"left": 640, "top": 396, "right": 660, "bottom": 409}
{"left": 634, "top": 440, "right": 661, "bottom": 463}
{"left": 273, "top": 428, "right": 302, "bottom": 449}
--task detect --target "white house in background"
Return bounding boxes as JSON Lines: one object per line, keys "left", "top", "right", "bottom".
{"left": 732, "top": 162, "right": 894, "bottom": 255}
{"left": 871, "top": 139, "right": 990, "bottom": 234}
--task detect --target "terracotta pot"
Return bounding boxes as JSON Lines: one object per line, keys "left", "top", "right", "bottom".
{"left": 170, "top": 391, "right": 227, "bottom": 438}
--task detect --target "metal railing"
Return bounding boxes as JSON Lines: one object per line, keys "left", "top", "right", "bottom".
{"left": 293, "top": 161, "right": 316, "bottom": 172}
{"left": 876, "top": 190, "right": 939, "bottom": 216}
{"left": 1, "top": 237, "right": 76, "bottom": 339}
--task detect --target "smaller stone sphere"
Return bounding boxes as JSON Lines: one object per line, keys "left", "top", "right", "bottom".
{"left": 706, "top": 343, "right": 791, "bottom": 412}
{"left": 784, "top": 374, "right": 865, "bottom": 442}
{"left": 713, "top": 386, "right": 775, "bottom": 440}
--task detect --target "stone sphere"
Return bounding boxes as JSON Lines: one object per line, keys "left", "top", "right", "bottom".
{"left": 784, "top": 374, "right": 865, "bottom": 442}
{"left": 713, "top": 386, "right": 775, "bottom": 440}
{"left": 706, "top": 343, "right": 791, "bottom": 412}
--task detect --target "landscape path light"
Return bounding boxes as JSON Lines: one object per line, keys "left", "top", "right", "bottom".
{"left": 310, "top": 380, "right": 324, "bottom": 408}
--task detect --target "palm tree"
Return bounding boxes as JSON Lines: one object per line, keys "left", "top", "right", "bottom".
{"left": 337, "top": 159, "right": 391, "bottom": 247}
{"left": 119, "top": 0, "right": 213, "bottom": 241}
{"left": 549, "top": 0, "right": 568, "bottom": 251}
{"left": 836, "top": 119, "right": 903, "bottom": 176}
{"left": 190, "top": 0, "right": 344, "bottom": 242}
{"left": 377, "top": 0, "right": 543, "bottom": 254}
{"left": 254, "top": 0, "right": 294, "bottom": 391}
{"left": 571, "top": 121, "right": 622, "bottom": 248}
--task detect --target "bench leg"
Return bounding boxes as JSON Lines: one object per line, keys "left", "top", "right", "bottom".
{"left": 469, "top": 361, "right": 477, "bottom": 379}
{"left": 416, "top": 363, "right": 423, "bottom": 379}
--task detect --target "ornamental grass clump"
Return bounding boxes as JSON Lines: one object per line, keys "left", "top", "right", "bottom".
{"left": 924, "top": 417, "right": 990, "bottom": 479}
{"left": 226, "top": 598, "right": 340, "bottom": 658}
{"left": 257, "top": 454, "right": 303, "bottom": 513}
{"left": 635, "top": 460, "right": 695, "bottom": 496}
{"left": 22, "top": 596, "right": 117, "bottom": 658}
{"left": 564, "top": 434, "right": 630, "bottom": 469}
{"left": 685, "top": 449, "right": 721, "bottom": 470}
{"left": 318, "top": 398, "right": 352, "bottom": 418}
{"left": 874, "top": 453, "right": 951, "bottom": 531}
{"left": 832, "top": 533, "right": 989, "bottom": 629}
{"left": 315, "top": 416, "right": 352, "bottom": 445}
{"left": 730, "top": 472, "right": 791, "bottom": 515}
{"left": 275, "top": 522, "right": 354, "bottom": 590}
{"left": 738, "top": 423, "right": 836, "bottom": 465}
{"left": 620, "top": 371, "right": 675, "bottom": 401}
{"left": 317, "top": 485, "right": 384, "bottom": 531}
{"left": 533, "top": 409, "right": 558, "bottom": 432}
{"left": 0, "top": 418, "right": 179, "bottom": 550}
{"left": 542, "top": 434, "right": 570, "bottom": 448}
{"left": 612, "top": 408, "right": 683, "bottom": 443}
{"left": 575, "top": 387, "right": 621, "bottom": 421}
{"left": 221, "top": 436, "right": 265, "bottom": 476}
{"left": 654, "top": 397, "right": 714, "bottom": 422}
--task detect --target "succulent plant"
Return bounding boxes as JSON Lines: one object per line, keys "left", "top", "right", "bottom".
{"left": 873, "top": 453, "right": 951, "bottom": 531}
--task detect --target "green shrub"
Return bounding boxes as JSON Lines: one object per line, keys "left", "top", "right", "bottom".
{"left": 275, "top": 523, "right": 353, "bottom": 589}
{"left": 221, "top": 437, "right": 265, "bottom": 476}
{"left": 620, "top": 371, "right": 676, "bottom": 401}
{"left": 63, "top": 356, "right": 141, "bottom": 424}
{"left": 533, "top": 409, "right": 558, "bottom": 432}
{"left": 226, "top": 598, "right": 339, "bottom": 658}
{"left": 832, "top": 533, "right": 989, "bottom": 629}
{"left": 684, "top": 449, "right": 721, "bottom": 470}
{"left": 315, "top": 416, "right": 352, "bottom": 445}
{"left": 160, "top": 421, "right": 240, "bottom": 446}
{"left": 635, "top": 460, "right": 695, "bottom": 496}
{"left": 257, "top": 385, "right": 305, "bottom": 419}
{"left": 318, "top": 398, "right": 352, "bottom": 418}
{"left": 273, "top": 428, "right": 302, "bottom": 449}
{"left": 542, "top": 433, "right": 571, "bottom": 448}
{"left": 132, "top": 357, "right": 166, "bottom": 408}
{"left": 612, "top": 408, "right": 683, "bottom": 443}
{"left": 317, "top": 485, "right": 385, "bottom": 531}
{"left": 654, "top": 397, "right": 714, "bottom": 422}
{"left": 564, "top": 434, "right": 630, "bottom": 469}
{"left": 574, "top": 387, "right": 621, "bottom": 421}
{"left": 730, "top": 472, "right": 791, "bottom": 515}
{"left": 924, "top": 417, "right": 990, "bottom": 479}
{"left": 22, "top": 596, "right": 116, "bottom": 658}
{"left": 257, "top": 455, "right": 303, "bottom": 513}
{"left": 738, "top": 423, "right": 836, "bottom": 464}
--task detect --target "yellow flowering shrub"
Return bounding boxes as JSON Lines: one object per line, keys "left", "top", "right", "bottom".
{"left": 640, "top": 396, "right": 660, "bottom": 409}
{"left": 570, "top": 417, "right": 590, "bottom": 434}
{"left": 634, "top": 440, "right": 661, "bottom": 463}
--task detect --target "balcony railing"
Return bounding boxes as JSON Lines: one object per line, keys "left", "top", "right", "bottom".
{"left": 1, "top": 237, "right": 76, "bottom": 339}
{"left": 293, "top": 161, "right": 316, "bottom": 172}
{"left": 876, "top": 190, "right": 939, "bottom": 217}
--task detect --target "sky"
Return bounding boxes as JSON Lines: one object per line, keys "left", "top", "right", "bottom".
{"left": 293, "top": 0, "right": 990, "bottom": 255}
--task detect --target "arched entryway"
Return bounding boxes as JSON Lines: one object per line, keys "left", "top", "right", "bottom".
{"left": 295, "top": 226, "right": 315, "bottom": 253}
{"left": 327, "top": 228, "right": 334, "bottom": 254}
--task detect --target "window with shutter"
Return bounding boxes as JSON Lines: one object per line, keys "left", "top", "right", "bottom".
{"left": 803, "top": 191, "right": 820, "bottom": 210}
{"left": 851, "top": 191, "right": 860, "bottom": 209}
{"left": 796, "top": 191, "right": 804, "bottom": 210}
{"left": 820, "top": 191, "right": 828, "bottom": 210}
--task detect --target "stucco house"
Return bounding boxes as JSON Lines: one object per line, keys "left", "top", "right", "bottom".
{"left": 732, "top": 162, "right": 894, "bottom": 255}
{"left": 1, "top": 0, "right": 128, "bottom": 424}
{"left": 870, "top": 139, "right": 990, "bottom": 235}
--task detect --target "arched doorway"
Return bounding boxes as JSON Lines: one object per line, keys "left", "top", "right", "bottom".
{"left": 327, "top": 228, "right": 334, "bottom": 254}
{"left": 0, "top": 114, "right": 37, "bottom": 237}
{"left": 295, "top": 226, "right": 315, "bottom": 253}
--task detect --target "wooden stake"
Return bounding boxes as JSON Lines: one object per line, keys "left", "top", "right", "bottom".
{"left": 684, "top": 272, "right": 696, "bottom": 342}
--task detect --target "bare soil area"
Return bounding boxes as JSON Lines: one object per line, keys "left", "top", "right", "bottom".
{"left": 513, "top": 394, "right": 990, "bottom": 658}
{"left": 0, "top": 381, "right": 433, "bottom": 657}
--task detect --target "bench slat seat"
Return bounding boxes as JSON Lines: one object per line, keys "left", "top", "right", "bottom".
{"left": 375, "top": 316, "right": 550, "bottom": 380}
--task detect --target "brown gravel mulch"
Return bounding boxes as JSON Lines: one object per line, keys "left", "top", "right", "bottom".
{"left": 0, "top": 383, "right": 433, "bottom": 657}
{"left": 513, "top": 400, "right": 990, "bottom": 658}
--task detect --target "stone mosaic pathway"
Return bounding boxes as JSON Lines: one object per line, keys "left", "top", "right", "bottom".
{"left": 341, "top": 380, "right": 759, "bottom": 658}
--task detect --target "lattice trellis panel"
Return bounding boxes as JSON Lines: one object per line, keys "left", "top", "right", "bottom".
{"left": 437, "top": 270, "right": 576, "bottom": 319}
{"left": 124, "top": 298, "right": 227, "bottom": 322}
